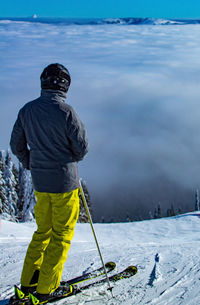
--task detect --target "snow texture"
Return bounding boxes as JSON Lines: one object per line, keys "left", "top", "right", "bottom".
{"left": 1, "top": 212, "right": 200, "bottom": 304}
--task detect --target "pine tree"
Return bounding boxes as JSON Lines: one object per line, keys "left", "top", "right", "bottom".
{"left": 149, "top": 211, "right": 153, "bottom": 219}
{"left": 195, "top": 189, "right": 200, "bottom": 211}
{"left": 0, "top": 151, "right": 7, "bottom": 215}
{"left": 157, "top": 203, "right": 162, "bottom": 218}
{"left": 0, "top": 198, "right": 2, "bottom": 214}
{"left": 126, "top": 212, "right": 131, "bottom": 222}
{"left": 17, "top": 164, "right": 27, "bottom": 220}
{"left": 101, "top": 216, "right": 105, "bottom": 223}
{"left": 154, "top": 207, "right": 158, "bottom": 219}
{"left": 170, "top": 204, "right": 175, "bottom": 216}
{"left": 22, "top": 170, "right": 36, "bottom": 221}
{"left": 17, "top": 164, "right": 36, "bottom": 221}
{"left": 4, "top": 150, "right": 18, "bottom": 220}
{"left": 13, "top": 163, "right": 19, "bottom": 197}
{"left": 78, "top": 180, "right": 92, "bottom": 223}
{"left": 167, "top": 208, "right": 171, "bottom": 217}
{"left": 178, "top": 207, "right": 182, "bottom": 214}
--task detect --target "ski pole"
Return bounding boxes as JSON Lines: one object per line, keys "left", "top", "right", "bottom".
{"left": 79, "top": 179, "right": 114, "bottom": 297}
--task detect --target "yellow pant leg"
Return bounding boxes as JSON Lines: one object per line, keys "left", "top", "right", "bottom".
{"left": 21, "top": 191, "right": 52, "bottom": 287}
{"left": 36, "top": 189, "right": 79, "bottom": 294}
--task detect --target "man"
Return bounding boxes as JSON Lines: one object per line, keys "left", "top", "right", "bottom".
{"left": 10, "top": 63, "right": 88, "bottom": 303}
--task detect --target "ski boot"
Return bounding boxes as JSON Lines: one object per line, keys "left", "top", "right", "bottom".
{"left": 9, "top": 286, "right": 33, "bottom": 305}
{"left": 28, "top": 283, "right": 74, "bottom": 305}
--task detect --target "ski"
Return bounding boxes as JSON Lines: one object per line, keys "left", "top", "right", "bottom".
{"left": 9, "top": 264, "right": 137, "bottom": 305}
{"left": 63, "top": 261, "right": 116, "bottom": 285}
{"left": 48, "top": 265, "right": 138, "bottom": 302}
{"left": 8, "top": 262, "right": 116, "bottom": 305}
{"left": 76, "top": 265, "right": 138, "bottom": 292}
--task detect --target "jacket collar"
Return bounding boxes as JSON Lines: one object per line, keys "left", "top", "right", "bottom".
{"left": 41, "top": 89, "right": 67, "bottom": 102}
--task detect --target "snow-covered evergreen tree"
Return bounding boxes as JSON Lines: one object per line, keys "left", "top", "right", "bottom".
{"left": 0, "top": 151, "right": 7, "bottom": 215}
{"left": 166, "top": 204, "right": 176, "bottom": 217}
{"left": 149, "top": 211, "right": 153, "bottom": 219}
{"left": 78, "top": 180, "right": 91, "bottom": 223}
{"left": 154, "top": 207, "right": 158, "bottom": 219}
{"left": 157, "top": 203, "right": 162, "bottom": 218}
{"left": 126, "top": 212, "right": 131, "bottom": 222}
{"left": 153, "top": 203, "right": 162, "bottom": 219}
{"left": 167, "top": 208, "right": 171, "bottom": 217}
{"left": 22, "top": 170, "right": 36, "bottom": 221}
{"left": 195, "top": 189, "right": 200, "bottom": 211}
{"left": 17, "top": 163, "right": 26, "bottom": 219}
{"left": 18, "top": 164, "right": 36, "bottom": 221}
{"left": 101, "top": 216, "right": 105, "bottom": 223}
{"left": 3, "top": 150, "right": 18, "bottom": 220}
{"left": 170, "top": 204, "right": 175, "bottom": 216}
{"left": 178, "top": 207, "right": 182, "bottom": 214}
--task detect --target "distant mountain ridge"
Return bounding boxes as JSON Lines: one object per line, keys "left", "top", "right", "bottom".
{"left": 0, "top": 17, "right": 200, "bottom": 26}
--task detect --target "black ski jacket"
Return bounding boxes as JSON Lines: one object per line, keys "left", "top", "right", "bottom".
{"left": 10, "top": 89, "right": 88, "bottom": 193}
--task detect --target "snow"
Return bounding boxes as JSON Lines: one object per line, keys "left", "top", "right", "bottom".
{"left": 1, "top": 213, "right": 200, "bottom": 304}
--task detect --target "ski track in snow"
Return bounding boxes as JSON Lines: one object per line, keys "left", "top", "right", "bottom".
{"left": 1, "top": 213, "right": 200, "bottom": 304}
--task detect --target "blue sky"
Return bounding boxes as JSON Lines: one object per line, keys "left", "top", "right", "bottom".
{"left": 1, "top": 0, "right": 200, "bottom": 19}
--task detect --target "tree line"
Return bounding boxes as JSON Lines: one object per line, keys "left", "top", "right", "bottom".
{"left": 152, "top": 191, "right": 199, "bottom": 220}
{"left": 1, "top": 149, "right": 199, "bottom": 223}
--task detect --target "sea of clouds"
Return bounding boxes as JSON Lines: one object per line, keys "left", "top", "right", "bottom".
{"left": 1, "top": 20, "right": 200, "bottom": 221}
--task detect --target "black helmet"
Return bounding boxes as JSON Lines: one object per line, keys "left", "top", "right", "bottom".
{"left": 40, "top": 63, "right": 71, "bottom": 93}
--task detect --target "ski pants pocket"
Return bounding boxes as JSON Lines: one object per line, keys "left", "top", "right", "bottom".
{"left": 20, "top": 188, "right": 79, "bottom": 294}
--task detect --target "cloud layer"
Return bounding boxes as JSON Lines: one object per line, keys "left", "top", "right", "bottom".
{"left": 1, "top": 21, "right": 200, "bottom": 220}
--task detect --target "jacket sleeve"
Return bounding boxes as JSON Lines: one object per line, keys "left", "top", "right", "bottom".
{"left": 10, "top": 112, "right": 30, "bottom": 169}
{"left": 66, "top": 108, "right": 89, "bottom": 161}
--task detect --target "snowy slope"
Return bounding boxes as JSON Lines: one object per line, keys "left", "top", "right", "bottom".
{"left": 1, "top": 213, "right": 200, "bottom": 305}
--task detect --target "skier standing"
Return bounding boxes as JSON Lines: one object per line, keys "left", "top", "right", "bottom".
{"left": 10, "top": 63, "right": 88, "bottom": 303}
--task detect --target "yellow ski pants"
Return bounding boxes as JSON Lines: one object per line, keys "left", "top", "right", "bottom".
{"left": 21, "top": 189, "right": 79, "bottom": 294}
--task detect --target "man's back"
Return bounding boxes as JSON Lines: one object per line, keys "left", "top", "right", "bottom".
{"left": 10, "top": 89, "right": 88, "bottom": 193}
